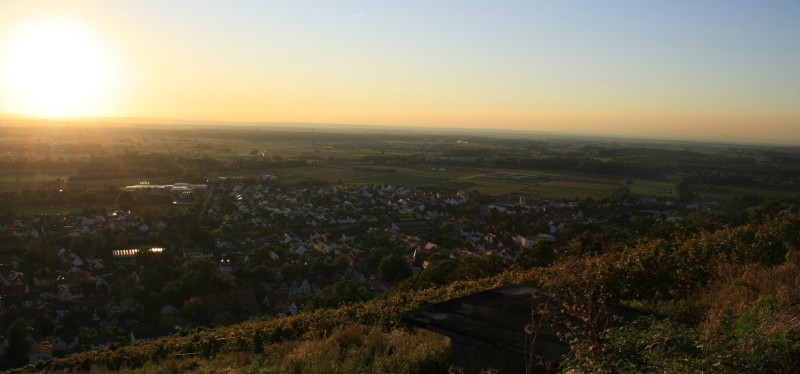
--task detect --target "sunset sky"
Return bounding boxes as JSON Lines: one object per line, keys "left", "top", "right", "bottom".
{"left": 0, "top": 1, "right": 798, "bottom": 142}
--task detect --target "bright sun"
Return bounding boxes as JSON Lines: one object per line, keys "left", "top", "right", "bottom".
{"left": 1, "top": 16, "right": 120, "bottom": 118}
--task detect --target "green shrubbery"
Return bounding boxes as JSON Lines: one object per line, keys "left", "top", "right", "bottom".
{"left": 306, "top": 280, "right": 372, "bottom": 310}
{"left": 561, "top": 305, "right": 800, "bottom": 374}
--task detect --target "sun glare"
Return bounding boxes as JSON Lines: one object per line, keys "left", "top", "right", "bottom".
{"left": 1, "top": 16, "right": 120, "bottom": 118}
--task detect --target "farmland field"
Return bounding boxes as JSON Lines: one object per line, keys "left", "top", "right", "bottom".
{"left": 260, "top": 162, "right": 800, "bottom": 200}
{"left": 1, "top": 124, "right": 798, "bottom": 206}
{"left": 0, "top": 173, "right": 69, "bottom": 191}
{"left": 267, "top": 166, "right": 380, "bottom": 181}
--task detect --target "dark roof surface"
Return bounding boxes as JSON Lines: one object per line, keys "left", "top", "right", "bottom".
{"left": 401, "top": 284, "right": 668, "bottom": 362}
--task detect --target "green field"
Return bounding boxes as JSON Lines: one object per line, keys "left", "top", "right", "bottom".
{"left": 352, "top": 172, "right": 456, "bottom": 188}
{"left": 309, "top": 166, "right": 670, "bottom": 199}
{"left": 0, "top": 173, "right": 70, "bottom": 191}
{"left": 264, "top": 164, "right": 798, "bottom": 200}
{"left": 343, "top": 167, "right": 679, "bottom": 199}
{"left": 14, "top": 203, "right": 109, "bottom": 215}
{"left": 267, "top": 166, "right": 381, "bottom": 181}
{"left": 697, "top": 185, "right": 800, "bottom": 200}
{"left": 527, "top": 180, "right": 620, "bottom": 199}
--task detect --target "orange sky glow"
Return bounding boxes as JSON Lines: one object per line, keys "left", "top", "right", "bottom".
{"left": 0, "top": 1, "right": 798, "bottom": 143}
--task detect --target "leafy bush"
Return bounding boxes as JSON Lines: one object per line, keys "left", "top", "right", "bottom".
{"left": 306, "top": 281, "right": 373, "bottom": 310}
{"left": 560, "top": 317, "right": 706, "bottom": 374}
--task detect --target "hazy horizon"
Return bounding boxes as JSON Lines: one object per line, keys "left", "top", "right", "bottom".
{"left": 3, "top": 113, "right": 798, "bottom": 147}
{"left": 1, "top": 1, "right": 798, "bottom": 143}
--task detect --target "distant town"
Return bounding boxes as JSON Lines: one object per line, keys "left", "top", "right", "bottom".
{"left": 0, "top": 173, "right": 727, "bottom": 364}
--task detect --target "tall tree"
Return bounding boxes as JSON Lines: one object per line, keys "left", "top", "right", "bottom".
{"left": 379, "top": 254, "right": 412, "bottom": 284}
{"left": 6, "top": 318, "right": 30, "bottom": 367}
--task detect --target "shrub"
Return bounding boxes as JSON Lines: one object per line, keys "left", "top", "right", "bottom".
{"left": 560, "top": 317, "right": 706, "bottom": 374}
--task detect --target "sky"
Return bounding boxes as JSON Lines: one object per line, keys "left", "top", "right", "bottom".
{"left": 0, "top": 1, "right": 798, "bottom": 143}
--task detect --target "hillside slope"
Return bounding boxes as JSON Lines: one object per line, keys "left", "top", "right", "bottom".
{"left": 11, "top": 211, "right": 800, "bottom": 374}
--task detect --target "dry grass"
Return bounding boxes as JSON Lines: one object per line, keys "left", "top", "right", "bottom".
{"left": 700, "top": 262, "right": 800, "bottom": 335}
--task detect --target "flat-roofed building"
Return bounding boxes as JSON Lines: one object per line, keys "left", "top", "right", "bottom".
{"left": 124, "top": 182, "right": 207, "bottom": 193}
{"left": 112, "top": 247, "right": 164, "bottom": 265}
